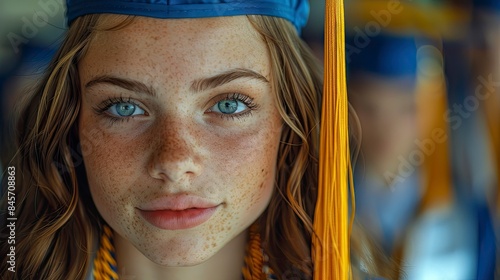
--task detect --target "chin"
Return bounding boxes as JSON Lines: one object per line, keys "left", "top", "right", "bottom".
{"left": 151, "top": 255, "right": 212, "bottom": 267}
{"left": 140, "top": 244, "right": 217, "bottom": 267}
{"left": 132, "top": 232, "right": 224, "bottom": 267}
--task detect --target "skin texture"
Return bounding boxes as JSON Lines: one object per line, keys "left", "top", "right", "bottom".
{"left": 78, "top": 16, "right": 282, "bottom": 279}
{"left": 350, "top": 74, "right": 417, "bottom": 182}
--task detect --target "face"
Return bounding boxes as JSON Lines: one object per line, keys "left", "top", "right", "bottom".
{"left": 350, "top": 75, "right": 417, "bottom": 172}
{"left": 78, "top": 16, "right": 282, "bottom": 266}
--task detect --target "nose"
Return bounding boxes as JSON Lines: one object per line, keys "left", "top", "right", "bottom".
{"left": 147, "top": 118, "right": 203, "bottom": 183}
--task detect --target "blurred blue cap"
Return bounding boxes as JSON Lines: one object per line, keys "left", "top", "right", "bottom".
{"left": 474, "top": 0, "right": 500, "bottom": 12}
{"left": 347, "top": 33, "right": 418, "bottom": 79}
{"left": 65, "top": 0, "right": 310, "bottom": 33}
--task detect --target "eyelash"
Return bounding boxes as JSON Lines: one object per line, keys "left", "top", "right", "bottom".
{"left": 208, "top": 93, "right": 259, "bottom": 120}
{"left": 92, "top": 96, "right": 143, "bottom": 124}
{"left": 92, "top": 93, "right": 258, "bottom": 124}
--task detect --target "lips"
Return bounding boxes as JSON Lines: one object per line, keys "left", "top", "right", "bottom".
{"left": 138, "top": 207, "right": 218, "bottom": 230}
{"left": 137, "top": 195, "right": 220, "bottom": 230}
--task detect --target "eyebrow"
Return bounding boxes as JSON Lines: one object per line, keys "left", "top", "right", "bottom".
{"left": 84, "top": 68, "right": 269, "bottom": 96}
{"left": 85, "top": 75, "right": 157, "bottom": 97}
{"left": 190, "top": 68, "right": 269, "bottom": 92}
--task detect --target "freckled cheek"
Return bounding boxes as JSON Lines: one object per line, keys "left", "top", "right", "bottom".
{"left": 208, "top": 124, "right": 280, "bottom": 219}
{"left": 80, "top": 125, "right": 147, "bottom": 221}
{"left": 243, "top": 169, "right": 275, "bottom": 215}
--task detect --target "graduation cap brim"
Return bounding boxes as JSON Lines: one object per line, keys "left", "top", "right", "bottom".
{"left": 65, "top": 0, "right": 310, "bottom": 33}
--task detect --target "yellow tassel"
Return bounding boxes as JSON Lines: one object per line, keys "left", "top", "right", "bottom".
{"left": 312, "top": 0, "right": 352, "bottom": 279}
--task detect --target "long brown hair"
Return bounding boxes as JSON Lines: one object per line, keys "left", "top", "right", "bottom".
{"left": 248, "top": 15, "right": 321, "bottom": 278}
{"left": 0, "top": 13, "right": 387, "bottom": 280}
{"left": 0, "top": 15, "right": 133, "bottom": 279}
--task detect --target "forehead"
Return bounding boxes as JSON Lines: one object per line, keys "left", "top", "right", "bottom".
{"left": 80, "top": 15, "right": 270, "bottom": 82}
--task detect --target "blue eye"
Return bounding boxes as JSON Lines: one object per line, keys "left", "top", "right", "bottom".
{"left": 108, "top": 102, "right": 145, "bottom": 117}
{"left": 211, "top": 98, "right": 248, "bottom": 115}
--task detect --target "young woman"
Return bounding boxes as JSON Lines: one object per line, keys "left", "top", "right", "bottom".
{"left": 0, "top": 1, "right": 394, "bottom": 279}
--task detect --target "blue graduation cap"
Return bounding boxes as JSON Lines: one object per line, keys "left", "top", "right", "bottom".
{"left": 65, "top": 0, "right": 310, "bottom": 33}
{"left": 346, "top": 33, "right": 419, "bottom": 80}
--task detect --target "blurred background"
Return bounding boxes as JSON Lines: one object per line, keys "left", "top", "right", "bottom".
{"left": 0, "top": 0, "right": 499, "bottom": 279}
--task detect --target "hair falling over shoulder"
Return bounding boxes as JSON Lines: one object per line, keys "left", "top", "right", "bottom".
{"left": 0, "top": 14, "right": 134, "bottom": 279}
{"left": 247, "top": 16, "right": 321, "bottom": 279}
{"left": 0, "top": 13, "right": 392, "bottom": 280}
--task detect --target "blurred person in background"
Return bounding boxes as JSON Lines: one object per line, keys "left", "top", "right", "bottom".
{"left": 470, "top": 0, "right": 500, "bottom": 277}
{"left": 347, "top": 32, "right": 423, "bottom": 267}
{"left": 346, "top": 0, "right": 479, "bottom": 277}
{"left": 472, "top": 0, "right": 500, "bottom": 216}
